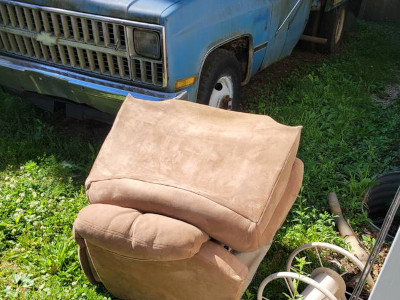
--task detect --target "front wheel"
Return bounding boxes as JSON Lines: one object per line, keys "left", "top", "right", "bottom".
{"left": 197, "top": 49, "right": 241, "bottom": 110}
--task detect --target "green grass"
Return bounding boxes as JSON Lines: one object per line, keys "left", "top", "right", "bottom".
{"left": 245, "top": 21, "right": 400, "bottom": 299}
{"left": 1, "top": 21, "right": 400, "bottom": 299}
{"left": 0, "top": 99, "right": 110, "bottom": 298}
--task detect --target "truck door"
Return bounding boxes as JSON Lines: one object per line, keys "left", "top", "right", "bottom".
{"left": 261, "top": 0, "right": 312, "bottom": 68}
{"left": 281, "top": 0, "right": 312, "bottom": 57}
{"left": 261, "top": 0, "right": 291, "bottom": 68}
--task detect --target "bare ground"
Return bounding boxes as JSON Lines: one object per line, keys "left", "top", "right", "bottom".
{"left": 241, "top": 47, "right": 329, "bottom": 111}
{"left": 373, "top": 81, "right": 400, "bottom": 105}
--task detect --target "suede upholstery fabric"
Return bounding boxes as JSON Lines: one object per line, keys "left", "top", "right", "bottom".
{"left": 73, "top": 159, "right": 304, "bottom": 300}
{"left": 80, "top": 240, "right": 248, "bottom": 300}
{"left": 256, "top": 158, "right": 304, "bottom": 246}
{"left": 74, "top": 204, "right": 209, "bottom": 261}
{"left": 86, "top": 96, "right": 302, "bottom": 252}
{"left": 74, "top": 96, "right": 305, "bottom": 299}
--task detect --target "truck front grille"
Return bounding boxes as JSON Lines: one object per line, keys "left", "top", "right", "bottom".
{"left": 0, "top": 1, "right": 165, "bottom": 86}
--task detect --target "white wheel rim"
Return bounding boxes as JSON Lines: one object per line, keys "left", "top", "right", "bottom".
{"left": 209, "top": 75, "right": 234, "bottom": 110}
{"left": 335, "top": 7, "right": 346, "bottom": 44}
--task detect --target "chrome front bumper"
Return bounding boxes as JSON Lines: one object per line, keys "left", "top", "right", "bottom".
{"left": 0, "top": 55, "right": 187, "bottom": 115}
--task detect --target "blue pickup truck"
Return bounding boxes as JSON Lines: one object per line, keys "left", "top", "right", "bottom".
{"left": 0, "top": 0, "right": 348, "bottom": 118}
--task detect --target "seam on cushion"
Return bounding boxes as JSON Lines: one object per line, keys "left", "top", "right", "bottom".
{"left": 86, "top": 241, "right": 185, "bottom": 262}
{"left": 85, "top": 239, "right": 104, "bottom": 283}
{"left": 87, "top": 176, "right": 257, "bottom": 224}
{"left": 83, "top": 97, "right": 135, "bottom": 195}
{"left": 257, "top": 202, "right": 282, "bottom": 248}
{"left": 245, "top": 221, "right": 258, "bottom": 249}
{"left": 73, "top": 226, "right": 86, "bottom": 248}
{"left": 260, "top": 182, "right": 296, "bottom": 234}
{"left": 86, "top": 182, "right": 92, "bottom": 193}
{"left": 256, "top": 130, "right": 300, "bottom": 226}
{"left": 76, "top": 219, "right": 204, "bottom": 252}
{"left": 254, "top": 222, "right": 261, "bottom": 249}
{"left": 258, "top": 159, "right": 303, "bottom": 246}
{"left": 129, "top": 212, "right": 142, "bottom": 243}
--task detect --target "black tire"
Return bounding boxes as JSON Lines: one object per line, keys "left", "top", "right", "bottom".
{"left": 197, "top": 49, "right": 242, "bottom": 110}
{"left": 319, "top": 5, "right": 347, "bottom": 53}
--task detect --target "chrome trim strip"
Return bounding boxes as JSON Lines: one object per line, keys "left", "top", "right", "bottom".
{"left": 0, "top": 54, "right": 185, "bottom": 100}
{"left": 161, "top": 26, "right": 168, "bottom": 87}
{"left": 276, "top": 0, "right": 305, "bottom": 36}
{"left": 254, "top": 41, "right": 269, "bottom": 52}
{"left": 245, "top": 35, "right": 254, "bottom": 85}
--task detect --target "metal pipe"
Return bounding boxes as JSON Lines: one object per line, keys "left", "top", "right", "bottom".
{"left": 328, "top": 193, "right": 374, "bottom": 287}
{"left": 328, "top": 193, "right": 369, "bottom": 263}
{"left": 300, "top": 34, "right": 328, "bottom": 44}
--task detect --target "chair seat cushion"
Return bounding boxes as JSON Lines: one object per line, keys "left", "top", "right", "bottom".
{"left": 86, "top": 96, "right": 303, "bottom": 251}
{"left": 73, "top": 204, "right": 209, "bottom": 261}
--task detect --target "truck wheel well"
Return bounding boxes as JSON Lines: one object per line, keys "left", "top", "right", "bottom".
{"left": 219, "top": 36, "right": 251, "bottom": 83}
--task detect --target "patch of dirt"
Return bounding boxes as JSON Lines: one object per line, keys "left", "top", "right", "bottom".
{"left": 241, "top": 47, "right": 328, "bottom": 111}
{"left": 373, "top": 245, "right": 389, "bottom": 279}
{"left": 0, "top": 260, "right": 22, "bottom": 284}
{"left": 0, "top": 260, "right": 20, "bottom": 271}
{"left": 373, "top": 82, "right": 400, "bottom": 105}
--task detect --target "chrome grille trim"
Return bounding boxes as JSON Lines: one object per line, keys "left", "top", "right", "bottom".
{"left": 0, "top": 0, "right": 166, "bottom": 87}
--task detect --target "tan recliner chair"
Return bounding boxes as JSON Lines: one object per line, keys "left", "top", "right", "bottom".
{"left": 73, "top": 95, "right": 304, "bottom": 300}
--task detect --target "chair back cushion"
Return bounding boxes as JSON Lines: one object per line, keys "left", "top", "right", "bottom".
{"left": 86, "top": 96, "right": 303, "bottom": 251}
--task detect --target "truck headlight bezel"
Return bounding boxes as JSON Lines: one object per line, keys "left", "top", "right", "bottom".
{"left": 133, "top": 29, "right": 161, "bottom": 60}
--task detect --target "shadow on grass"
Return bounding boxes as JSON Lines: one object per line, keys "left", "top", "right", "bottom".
{"left": 0, "top": 90, "right": 110, "bottom": 182}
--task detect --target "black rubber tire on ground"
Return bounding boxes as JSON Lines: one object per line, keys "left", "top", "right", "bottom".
{"left": 319, "top": 5, "right": 347, "bottom": 53}
{"left": 197, "top": 48, "right": 242, "bottom": 110}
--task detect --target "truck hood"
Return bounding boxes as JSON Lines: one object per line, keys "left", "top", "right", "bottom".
{"left": 18, "top": 0, "right": 181, "bottom": 24}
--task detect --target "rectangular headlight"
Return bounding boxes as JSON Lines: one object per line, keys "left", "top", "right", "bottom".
{"left": 134, "top": 29, "right": 161, "bottom": 60}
